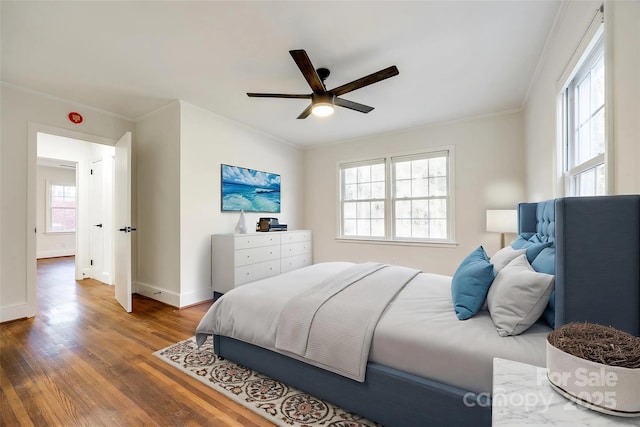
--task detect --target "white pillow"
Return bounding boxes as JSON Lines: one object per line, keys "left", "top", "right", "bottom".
{"left": 487, "top": 254, "right": 554, "bottom": 337}
{"left": 490, "top": 246, "right": 526, "bottom": 272}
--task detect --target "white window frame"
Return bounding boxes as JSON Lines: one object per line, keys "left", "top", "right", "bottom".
{"left": 46, "top": 181, "right": 77, "bottom": 234}
{"left": 339, "top": 158, "right": 387, "bottom": 239}
{"left": 338, "top": 147, "right": 455, "bottom": 246}
{"left": 563, "top": 36, "right": 605, "bottom": 196}
{"left": 557, "top": 5, "right": 610, "bottom": 197}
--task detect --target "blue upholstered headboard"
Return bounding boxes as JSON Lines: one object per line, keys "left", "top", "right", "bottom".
{"left": 518, "top": 200, "right": 555, "bottom": 242}
{"left": 517, "top": 196, "right": 640, "bottom": 336}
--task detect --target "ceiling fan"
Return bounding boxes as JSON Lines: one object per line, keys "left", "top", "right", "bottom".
{"left": 247, "top": 49, "right": 399, "bottom": 119}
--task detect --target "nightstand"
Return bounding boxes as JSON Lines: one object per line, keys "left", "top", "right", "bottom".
{"left": 492, "top": 358, "right": 640, "bottom": 426}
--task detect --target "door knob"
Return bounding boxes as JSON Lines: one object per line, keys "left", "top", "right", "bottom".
{"left": 94, "top": 224, "right": 103, "bottom": 228}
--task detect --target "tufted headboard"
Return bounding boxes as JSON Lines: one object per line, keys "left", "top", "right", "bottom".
{"left": 517, "top": 196, "right": 640, "bottom": 336}
{"left": 518, "top": 199, "right": 555, "bottom": 242}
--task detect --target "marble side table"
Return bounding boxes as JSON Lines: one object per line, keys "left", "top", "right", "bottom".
{"left": 492, "top": 358, "right": 640, "bottom": 426}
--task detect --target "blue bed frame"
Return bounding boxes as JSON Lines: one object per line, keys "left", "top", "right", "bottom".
{"left": 213, "top": 195, "right": 640, "bottom": 426}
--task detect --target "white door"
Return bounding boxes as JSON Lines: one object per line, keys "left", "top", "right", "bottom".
{"left": 90, "top": 159, "right": 106, "bottom": 283}
{"left": 114, "top": 132, "right": 133, "bottom": 312}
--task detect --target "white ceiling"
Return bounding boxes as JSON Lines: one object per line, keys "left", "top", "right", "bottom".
{"left": 2, "top": 1, "right": 561, "bottom": 147}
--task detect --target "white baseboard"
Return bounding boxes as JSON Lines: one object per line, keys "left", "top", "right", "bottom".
{"left": 180, "top": 287, "right": 214, "bottom": 308}
{"left": 96, "top": 272, "right": 111, "bottom": 285}
{"left": 37, "top": 249, "right": 75, "bottom": 259}
{"left": 133, "top": 282, "right": 212, "bottom": 308}
{"left": 134, "top": 281, "right": 181, "bottom": 307}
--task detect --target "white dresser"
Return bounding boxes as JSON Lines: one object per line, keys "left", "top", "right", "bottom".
{"left": 211, "top": 230, "right": 312, "bottom": 295}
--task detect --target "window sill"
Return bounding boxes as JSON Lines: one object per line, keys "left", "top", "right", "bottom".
{"left": 44, "top": 231, "right": 75, "bottom": 236}
{"left": 335, "top": 237, "right": 458, "bottom": 248}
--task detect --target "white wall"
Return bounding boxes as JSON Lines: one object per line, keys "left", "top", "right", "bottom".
{"left": 0, "top": 84, "right": 134, "bottom": 322}
{"left": 608, "top": 0, "right": 640, "bottom": 194}
{"left": 135, "top": 101, "right": 182, "bottom": 303}
{"left": 134, "top": 100, "right": 304, "bottom": 307}
{"left": 524, "top": 1, "right": 640, "bottom": 199}
{"left": 303, "top": 111, "right": 525, "bottom": 275}
{"left": 36, "top": 165, "right": 77, "bottom": 258}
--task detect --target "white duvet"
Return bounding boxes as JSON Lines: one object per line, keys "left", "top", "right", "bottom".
{"left": 195, "top": 262, "right": 551, "bottom": 394}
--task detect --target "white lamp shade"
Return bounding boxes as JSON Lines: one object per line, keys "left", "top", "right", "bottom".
{"left": 486, "top": 209, "right": 518, "bottom": 233}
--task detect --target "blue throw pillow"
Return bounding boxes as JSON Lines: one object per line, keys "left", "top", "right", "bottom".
{"left": 451, "top": 246, "right": 496, "bottom": 320}
{"left": 531, "top": 247, "right": 555, "bottom": 275}
{"left": 525, "top": 243, "right": 551, "bottom": 263}
{"left": 531, "top": 246, "right": 556, "bottom": 327}
{"left": 510, "top": 235, "right": 551, "bottom": 264}
{"left": 511, "top": 234, "right": 534, "bottom": 248}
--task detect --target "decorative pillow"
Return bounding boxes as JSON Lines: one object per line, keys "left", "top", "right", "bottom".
{"left": 531, "top": 246, "right": 555, "bottom": 275}
{"left": 510, "top": 235, "right": 551, "bottom": 264}
{"left": 524, "top": 242, "right": 551, "bottom": 263}
{"left": 487, "top": 254, "right": 555, "bottom": 336}
{"left": 527, "top": 233, "right": 550, "bottom": 244}
{"left": 510, "top": 235, "right": 531, "bottom": 249}
{"left": 531, "top": 246, "right": 556, "bottom": 327}
{"left": 490, "top": 246, "right": 526, "bottom": 273}
{"left": 543, "top": 293, "right": 556, "bottom": 328}
{"left": 451, "top": 246, "right": 496, "bottom": 320}
{"left": 511, "top": 233, "right": 535, "bottom": 245}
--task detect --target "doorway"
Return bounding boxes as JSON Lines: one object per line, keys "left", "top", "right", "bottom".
{"left": 37, "top": 132, "right": 115, "bottom": 285}
{"left": 24, "top": 124, "right": 133, "bottom": 319}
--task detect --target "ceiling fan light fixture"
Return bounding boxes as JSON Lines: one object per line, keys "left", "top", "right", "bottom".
{"left": 311, "top": 102, "right": 334, "bottom": 117}
{"left": 247, "top": 49, "right": 398, "bottom": 119}
{"left": 311, "top": 93, "right": 335, "bottom": 117}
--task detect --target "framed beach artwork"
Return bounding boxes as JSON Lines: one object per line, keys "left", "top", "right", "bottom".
{"left": 221, "top": 164, "right": 281, "bottom": 213}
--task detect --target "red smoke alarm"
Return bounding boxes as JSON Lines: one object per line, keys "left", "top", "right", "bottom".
{"left": 68, "top": 112, "right": 83, "bottom": 124}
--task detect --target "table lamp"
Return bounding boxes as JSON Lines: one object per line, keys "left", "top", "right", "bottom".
{"left": 486, "top": 209, "right": 518, "bottom": 248}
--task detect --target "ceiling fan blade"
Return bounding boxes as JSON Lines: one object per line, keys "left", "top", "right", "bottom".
{"left": 247, "top": 93, "right": 311, "bottom": 99}
{"left": 330, "top": 65, "right": 399, "bottom": 97}
{"left": 289, "top": 50, "right": 325, "bottom": 94}
{"left": 334, "top": 97, "right": 374, "bottom": 114}
{"left": 296, "top": 104, "right": 314, "bottom": 119}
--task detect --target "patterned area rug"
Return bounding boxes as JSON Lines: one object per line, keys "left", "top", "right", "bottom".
{"left": 154, "top": 336, "right": 380, "bottom": 427}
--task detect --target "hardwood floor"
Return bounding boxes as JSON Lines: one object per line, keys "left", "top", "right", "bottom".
{"left": 0, "top": 256, "right": 274, "bottom": 426}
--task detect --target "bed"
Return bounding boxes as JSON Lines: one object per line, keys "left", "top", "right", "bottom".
{"left": 196, "top": 195, "right": 640, "bottom": 426}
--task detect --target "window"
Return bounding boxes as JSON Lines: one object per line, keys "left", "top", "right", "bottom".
{"left": 561, "top": 16, "right": 605, "bottom": 196}
{"left": 341, "top": 160, "right": 386, "bottom": 238}
{"left": 46, "top": 183, "right": 76, "bottom": 233}
{"left": 392, "top": 152, "right": 449, "bottom": 240}
{"left": 339, "top": 149, "right": 453, "bottom": 243}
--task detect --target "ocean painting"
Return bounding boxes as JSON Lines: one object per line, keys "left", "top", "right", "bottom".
{"left": 221, "top": 164, "right": 281, "bottom": 213}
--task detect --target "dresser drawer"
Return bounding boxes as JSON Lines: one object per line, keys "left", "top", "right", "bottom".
{"left": 235, "top": 260, "right": 280, "bottom": 285}
{"left": 281, "top": 254, "right": 312, "bottom": 273}
{"left": 234, "top": 233, "right": 281, "bottom": 250}
{"left": 212, "top": 230, "right": 312, "bottom": 294}
{"left": 280, "top": 231, "right": 311, "bottom": 244}
{"left": 234, "top": 245, "right": 280, "bottom": 267}
{"left": 281, "top": 241, "right": 311, "bottom": 258}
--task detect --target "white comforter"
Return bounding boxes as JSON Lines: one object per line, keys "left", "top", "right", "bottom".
{"left": 275, "top": 262, "right": 420, "bottom": 381}
{"left": 195, "top": 262, "right": 551, "bottom": 393}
